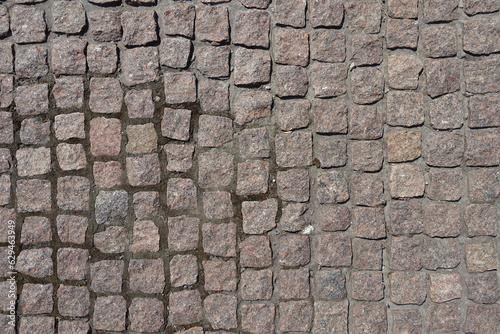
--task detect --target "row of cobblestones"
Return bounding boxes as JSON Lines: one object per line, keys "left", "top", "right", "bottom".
{"left": 0, "top": 0, "right": 499, "bottom": 333}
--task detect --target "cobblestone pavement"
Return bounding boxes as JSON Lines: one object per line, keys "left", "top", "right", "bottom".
{"left": 0, "top": 0, "right": 499, "bottom": 333}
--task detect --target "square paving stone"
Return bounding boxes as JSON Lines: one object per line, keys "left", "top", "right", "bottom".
{"left": 203, "top": 259, "right": 237, "bottom": 291}
{"left": 170, "top": 254, "right": 198, "bottom": 287}
{"left": 279, "top": 268, "right": 309, "bottom": 299}
{"left": 315, "top": 233, "right": 352, "bottom": 267}
{"left": 52, "top": 77, "right": 84, "bottom": 109}
{"left": 163, "top": 3, "right": 195, "bottom": 39}
{"left": 50, "top": 37, "right": 86, "bottom": 75}
{"left": 57, "top": 285, "right": 89, "bottom": 317}
{"left": 129, "top": 298, "right": 164, "bottom": 333}
{"left": 52, "top": 0, "right": 86, "bottom": 34}
{"left": 236, "top": 160, "right": 270, "bottom": 195}
{"left": 233, "top": 10, "right": 270, "bottom": 48}
{"left": 241, "top": 303, "right": 275, "bottom": 334}
{"left": 198, "top": 149, "right": 234, "bottom": 188}
{"left": 279, "top": 300, "right": 312, "bottom": 332}
{"left": 242, "top": 199, "right": 277, "bottom": 234}
{"left": 240, "top": 235, "right": 272, "bottom": 268}
{"left": 129, "top": 259, "right": 165, "bottom": 293}
{"left": 15, "top": 84, "right": 48, "bottom": 116}
{"left": 57, "top": 248, "right": 88, "bottom": 281}
{"left": 241, "top": 269, "right": 273, "bottom": 300}
{"left": 16, "top": 179, "right": 51, "bottom": 213}
{"left": 11, "top": 5, "right": 46, "bottom": 43}
{"left": 90, "top": 260, "right": 124, "bottom": 293}
{"left": 168, "top": 216, "right": 200, "bottom": 252}
{"left": 202, "top": 222, "right": 236, "bottom": 257}
{"left": 169, "top": 290, "right": 202, "bottom": 325}
{"left": 203, "top": 191, "right": 234, "bottom": 219}
{"left": 57, "top": 176, "right": 90, "bottom": 211}
{"left": 89, "top": 10, "right": 122, "bottom": 42}
{"left": 81, "top": 43, "right": 117, "bottom": 73}
{"left": 121, "top": 10, "right": 157, "bottom": 46}
{"left": 386, "top": 18, "right": 419, "bottom": 49}
{"left": 15, "top": 44, "right": 48, "bottom": 78}
{"left": 19, "top": 283, "right": 53, "bottom": 315}
{"left": 164, "top": 72, "right": 197, "bottom": 104}
{"left": 167, "top": 178, "right": 197, "bottom": 210}
{"left": 21, "top": 216, "right": 52, "bottom": 245}
{"left": 277, "top": 169, "right": 310, "bottom": 202}
{"left": 196, "top": 5, "right": 229, "bottom": 43}
{"left": 121, "top": 47, "right": 159, "bottom": 85}
{"left": 160, "top": 37, "right": 192, "bottom": 69}
{"left": 93, "top": 296, "right": 126, "bottom": 332}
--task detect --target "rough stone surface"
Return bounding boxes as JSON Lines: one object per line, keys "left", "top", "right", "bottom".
{"left": 122, "top": 10, "right": 157, "bottom": 46}
{"left": 388, "top": 0, "right": 418, "bottom": 18}
{"left": 233, "top": 10, "right": 270, "bottom": 48}
{"left": 129, "top": 259, "right": 165, "bottom": 293}
{"left": 164, "top": 72, "right": 197, "bottom": 104}
{"left": 168, "top": 216, "right": 199, "bottom": 252}
{"left": 52, "top": 0, "right": 86, "bottom": 34}
{"left": 171, "top": 255, "right": 198, "bottom": 287}
{"left": 311, "top": 29, "right": 345, "bottom": 63}
{"left": 423, "top": 24, "right": 457, "bottom": 58}
{"left": 240, "top": 235, "right": 272, "bottom": 268}
{"left": 121, "top": 47, "right": 159, "bottom": 86}
{"left": 15, "top": 84, "right": 48, "bottom": 115}
{"left": 90, "top": 260, "right": 124, "bottom": 293}
{"left": 160, "top": 37, "right": 191, "bottom": 69}
{"left": 350, "top": 67, "right": 384, "bottom": 104}
{"left": 95, "top": 190, "right": 128, "bottom": 225}
{"left": 386, "top": 18, "right": 419, "bottom": 49}
{"left": 11, "top": 6, "right": 46, "bottom": 44}
{"left": 423, "top": 0, "right": 459, "bottom": 23}
{"left": 169, "top": 291, "right": 202, "bottom": 325}
{"left": 351, "top": 34, "right": 383, "bottom": 66}
{"left": 315, "top": 233, "right": 352, "bottom": 267}
{"left": 464, "top": 0, "right": 500, "bottom": 15}
{"left": 89, "top": 10, "right": 121, "bottom": 42}
{"left": 5, "top": 3, "right": 500, "bottom": 332}
{"left": 233, "top": 89, "right": 272, "bottom": 125}
{"left": 234, "top": 48, "right": 271, "bottom": 86}
{"left": 50, "top": 37, "right": 86, "bottom": 75}
{"left": 388, "top": 53, "right": 423, "bottom": 90}
{"left": 162, "top": 108, "right": 191, "bottom": 141}
{"left": 316, "top": 170, "right": 349, "bottom": 204}
{"left": 279, "top": 301, "right": 312, "bottom": 332}
{"left": 93, "top": 296, "right": 126, "bottom": 332}
{"left": 351, "top": 303, "right": 387, "bottom": 334}
{"left": 242, "top": 199, "right": 277, "bottom": 234}
{"left": 203, "top": 223, "right": 236, "bottom": 257}
{"left": 389, "top": 164, "right": 425, "bottom": 198}
{"left": 93, "top": 226, "right": 127, "bottom": 254}
{"left": 241, "top": 269, "right": 273, "bottom": 300}
{"left": 274, "top": 65, "right": 309, "bottom": 97}
{"left": 15, "top": 45, "right": 48, "bottom": 78}
{"left": 167, "top": 178, "right": 197, "bottom": 210}
{"left": 466, "top": 242, "right": 499, "bottom": 272}
{"left": 274, "top": 28, "right": 309, "bottom": 67}
{"left": 16, "top": 179, "right": 52, "bottom": 213}
{"left": 52, "top": 77, "right": 84, "bottom": 109}
{"left": 241, "top": 303, "right": 275, "bottom": 334}
{"left": 390, "top": 201, "right": 423, "bottom": 235}
{"left": 129, "top": 298, "right": 164, "bottom": 333}
{"left": 314, "top": 270, "right": 346, "bottom": 299}
{"left": 89, "top": 78, "right": 122, "bottom": 114}
{"left": 126, "top": 154, "right": 161, "bottom": 186}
